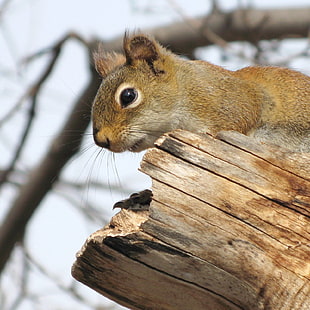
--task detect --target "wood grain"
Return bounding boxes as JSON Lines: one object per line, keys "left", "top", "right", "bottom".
{"left": 72, "top": 130, "right": 310, "bottom": 310}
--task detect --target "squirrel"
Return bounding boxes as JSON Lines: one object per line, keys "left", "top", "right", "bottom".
{"left": 92, "top": 33, "right": 310, "bottom": 153}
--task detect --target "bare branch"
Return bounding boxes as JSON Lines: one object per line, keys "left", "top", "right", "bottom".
{"left": 57, "top": 177, "right": 132, "bottom": 195}
{"left": 167, "top": 0, "right": 229, "bottom": 49}
{"left": 55, "top": 189, "right": 108, "bottom": 225}
{"left": 21, "top": 32, "right": 88, "bottom": 66}
{"left": 23, "top": 247, "right": 98, "bottom": 309}
{"left": 0, "top": 39, "right": 101, "bottom": 274}
{"left": 100, "top": 7, "right": 310, "bottom": 60}
{"left": 1, "top": 4, "right": 310, "bottom": 279}
{"left": 6, "top": 243, "right": 30, "bottom": 310}
{"left": 0, "top": 59, "right": 58, "bottom": 187}
{"left": 0, "top": 33, "right": 90, "bottom": 188}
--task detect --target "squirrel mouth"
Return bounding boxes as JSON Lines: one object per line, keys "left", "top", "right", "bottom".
{"left": 128, "top": 137, "right": 146, "bottom": 152}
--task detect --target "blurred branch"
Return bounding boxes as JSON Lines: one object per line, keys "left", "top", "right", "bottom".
{"left": 23, "top": 247, "right": 98, "bottom": 309}
{"left": 0, "top": 36, "right": 101, "bottom": 274}
{"left": 101, "top": 6, "right": 310, "bottom": 57}
{"left": 0, "top": 49, "right": 60, "bottom": 187}
{"left": 0, "top": 3, "right": 310, "bottom": 278}
{"left": 258, "top": 40, "right": 310, "bottom": 66}
{"left": 22, "top": 32, "right": 88, "bottom": 65}
{"left": 0, "top": 33, "right": 89, "bottom": 188}
{"left": 0, "top": 34, "right": 88, "bottom": 128}
{"left": 55, "top": 189, "right": 108, "bottom": 225}
{"left": 167, "top": 0, "right": 228, "bottom": 49}
{"left": 6, "top": 243, "right": 29, "bottom": 310}
{"left": 57, "top": 177, "right": 132, "bottom": 194}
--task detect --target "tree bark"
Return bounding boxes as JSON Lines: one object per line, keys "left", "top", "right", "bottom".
{"left": 102, "top": 7, "right": 310, "bottom": 55}
{"left": 72, "top": 130, "right": 310, "bottom": 310}
{"left": 1, "top": 5, "right": 310, "bottom": 275}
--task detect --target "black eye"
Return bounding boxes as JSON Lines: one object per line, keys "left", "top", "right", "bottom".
{"left": 120, "top": 88, "right": 138, "bottom": 108}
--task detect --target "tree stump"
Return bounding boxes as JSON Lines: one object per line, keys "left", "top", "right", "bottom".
{"left": 71, "top": 130, "right": 310, "bottom": 310}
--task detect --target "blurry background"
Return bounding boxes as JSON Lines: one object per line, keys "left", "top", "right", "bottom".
{"left": 0, "top": 0, "right": 309, "bottom": 309}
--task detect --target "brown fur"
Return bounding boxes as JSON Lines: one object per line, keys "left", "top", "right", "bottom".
{"left": 92, "top": 34, "right": 310, "bottom": 153}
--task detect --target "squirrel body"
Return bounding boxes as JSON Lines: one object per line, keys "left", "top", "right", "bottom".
{"left": 92, "top": 34, "right": 310, "bottom": 152}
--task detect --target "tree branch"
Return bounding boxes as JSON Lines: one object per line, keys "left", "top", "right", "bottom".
{"left": 0, "top": 41, "right": 61, "bottom": 187}
{"left": 0, "top": 33, "right": 90, "bottom": 188}
{"left": 101, "top": 7, "right": 310, "bottom": 56}
{"left": 1, "top": 5, "right": 310, "bottom": 276}
{"left": 0, "top": 43, "right": 101, "bottom": 274}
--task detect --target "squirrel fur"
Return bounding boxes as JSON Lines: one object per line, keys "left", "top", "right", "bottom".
{"left": 92, "top": 34, "right": 310, "bottom": 153}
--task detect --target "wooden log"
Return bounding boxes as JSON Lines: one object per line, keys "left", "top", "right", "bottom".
{"left": 72, "top": 130, "right": 310, "bottom": 310}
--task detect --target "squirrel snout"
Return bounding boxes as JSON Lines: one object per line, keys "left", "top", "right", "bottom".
{"left": 93, "top": 127, "right": 111, "bottom": 149}
{"left": 95, "top": 136, "right": 110, "bottom": 149}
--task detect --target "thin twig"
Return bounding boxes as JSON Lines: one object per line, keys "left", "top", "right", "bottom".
{"left": 22, "top": 32, "right": 88, "bottom": 66}
{"left": 7, "top": 243, "right": 30, "bottom": 310}
{"left": 0, "top": 33, "right": 88, "bottom": 188}
{"left": 0, "top": 45, "right": 101, "bottom": 274}
{"left": 166, "top": 0, "right": 255, "bottom": 63}
{"left": 58, "top": 177, "right": 132, "bottom": 194}
{"left": 23, "top": 247, "right": 98, "bottom": 309}
{"left": 0, "top": 33, "right": 88, "bottom": 127}
{"left": 54, "top": 188, "right": 108, "bottom": 225}
{"left": 0, "top": 52, "right": 60, "bottom": 187}
{"left": 166, "top": 0, "right": 228, "bottom": 48}
{"left": 0, "top": 92, "right": 28, "bottom": 128}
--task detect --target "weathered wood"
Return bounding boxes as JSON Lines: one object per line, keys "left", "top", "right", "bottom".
{"left": 72, "top": 130, "right": 310, "bottom": 310}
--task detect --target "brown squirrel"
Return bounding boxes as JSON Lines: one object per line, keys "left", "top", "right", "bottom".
{"left": 92, "top": 33, "right": 310, "bottom": 153}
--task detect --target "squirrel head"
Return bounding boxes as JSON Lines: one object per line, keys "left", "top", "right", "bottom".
{"left": 92, "top": 33, "right": 180, "bottom": 152}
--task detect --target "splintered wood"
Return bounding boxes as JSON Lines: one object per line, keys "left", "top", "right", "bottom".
{"left": 72, "top": 130, "right": 310, "bottom": 310}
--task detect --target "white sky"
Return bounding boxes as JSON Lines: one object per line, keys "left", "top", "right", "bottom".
{"left": 0, "top": 0, "right": 309, "bottom": 309}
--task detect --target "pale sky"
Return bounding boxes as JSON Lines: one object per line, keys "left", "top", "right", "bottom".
{"left": 0, "top": 1, "right": 309, "bottom": 309}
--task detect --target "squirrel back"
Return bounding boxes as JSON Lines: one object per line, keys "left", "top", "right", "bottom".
{"left": 92, "top": 34, "right": 310, "bottom": 152}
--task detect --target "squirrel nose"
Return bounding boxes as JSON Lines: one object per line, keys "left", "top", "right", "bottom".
{"left": 96, "top": 137, "right": 111, "bottom": 149}
{"left": 93, "top": 128, "right": 111, "bottom": 149}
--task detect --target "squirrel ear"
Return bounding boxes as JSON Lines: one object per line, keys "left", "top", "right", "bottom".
{"left": 123, "top": 34, "right": 162, "bottom": 70}
{"left": 93, "top": 49, "right": 126, "bottom": 78}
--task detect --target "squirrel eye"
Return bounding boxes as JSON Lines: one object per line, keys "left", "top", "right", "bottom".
{"left": 120, "top": 88, "right": 138, "bottom": 108}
